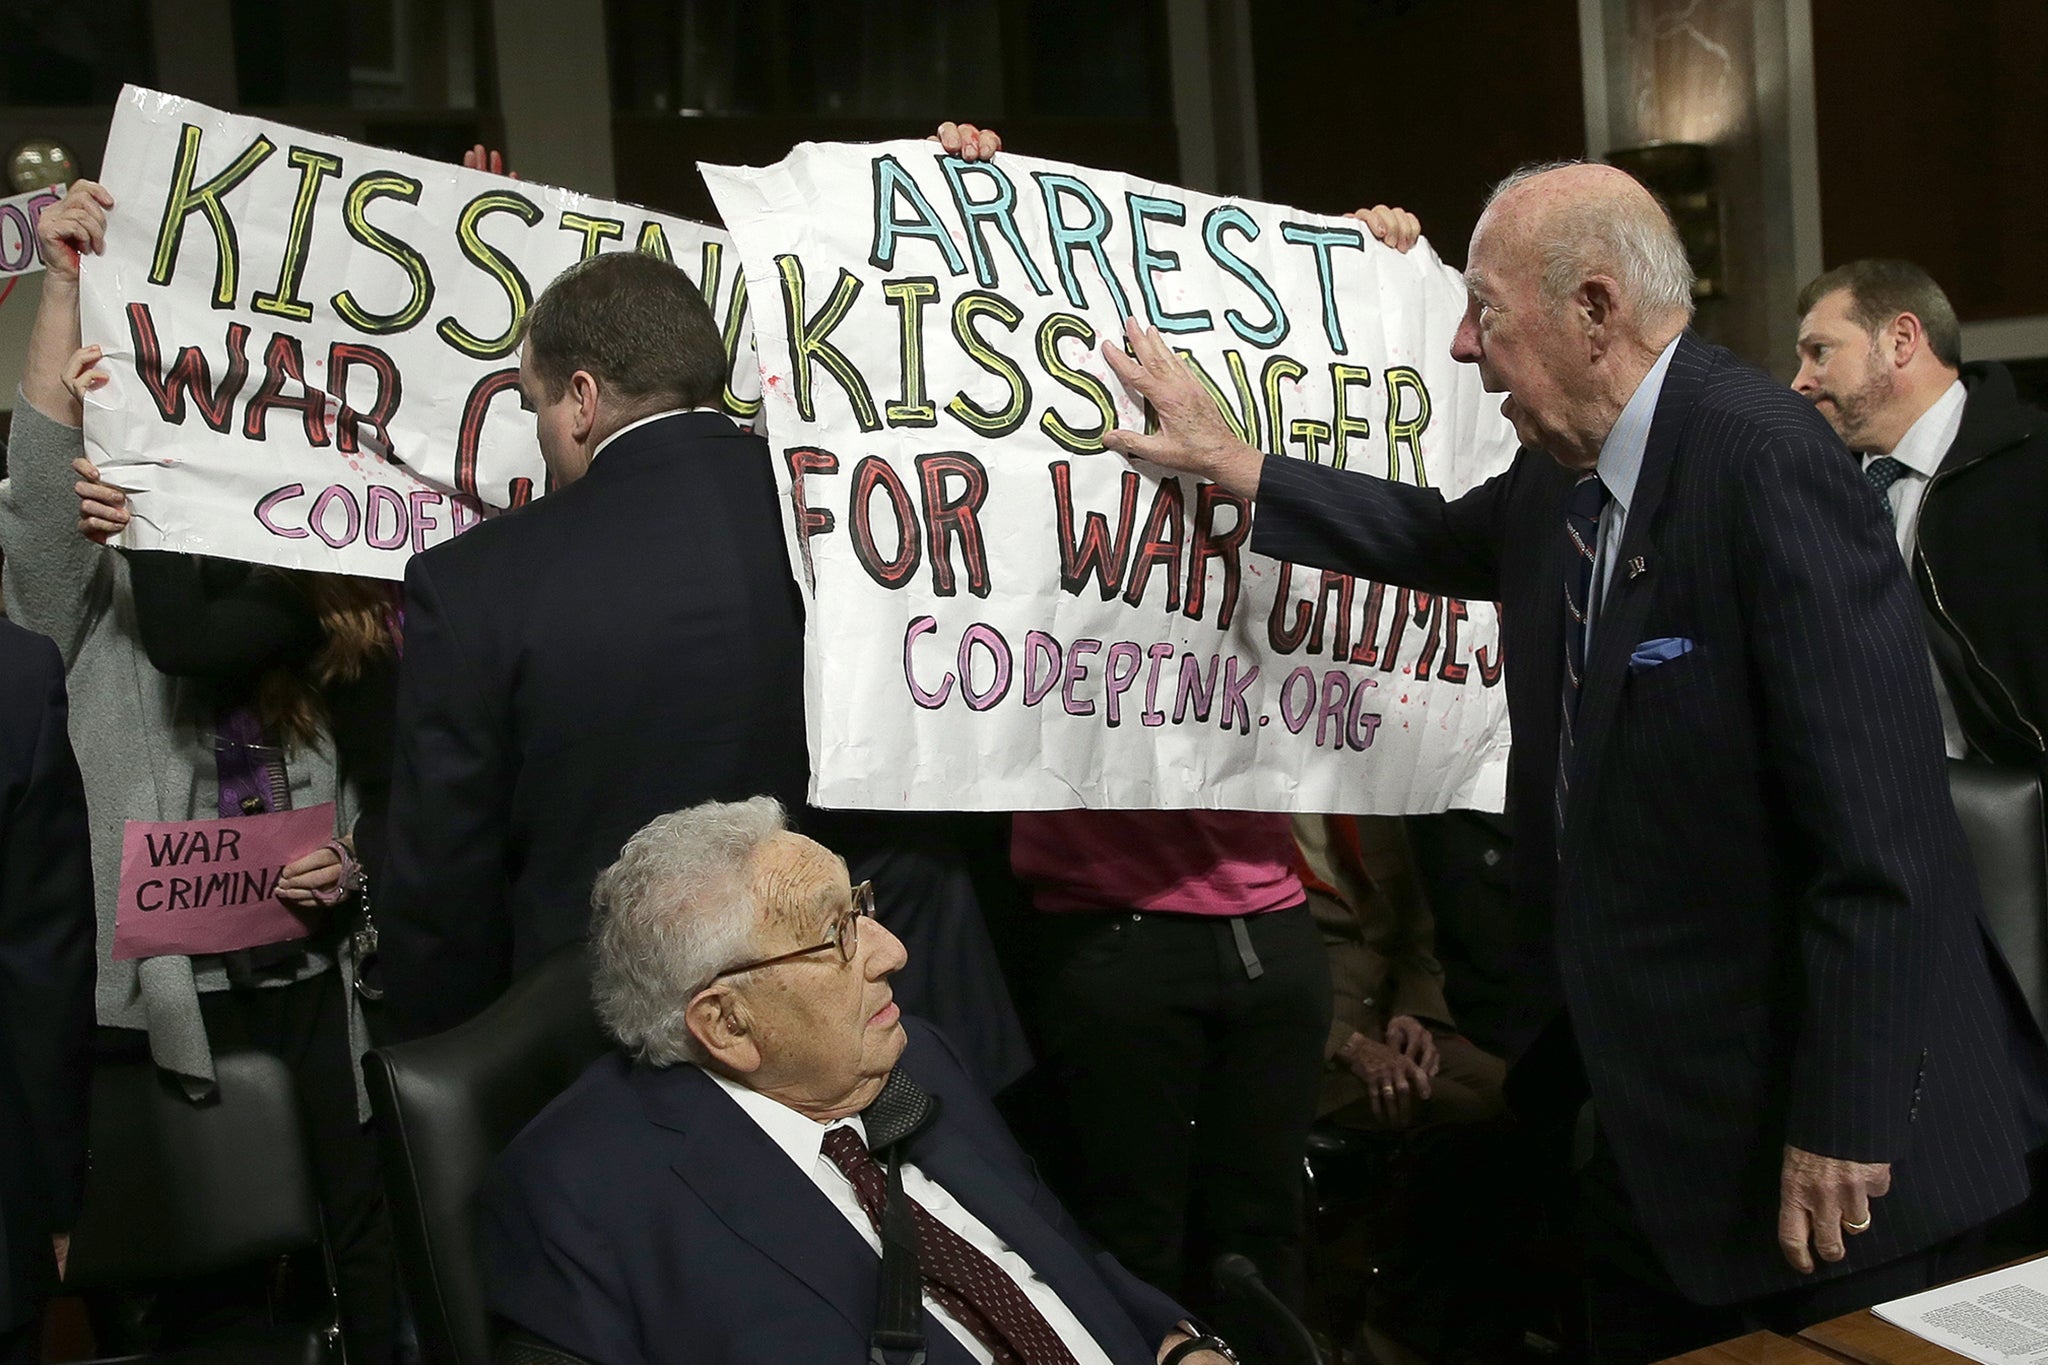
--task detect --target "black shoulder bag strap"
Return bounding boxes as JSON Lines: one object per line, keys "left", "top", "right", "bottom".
{"left": 870, "top": 1147, "right": 926, "bottom": 1365}
{"left": 865, "top": 1070, "right": 941, "bottom": 1365}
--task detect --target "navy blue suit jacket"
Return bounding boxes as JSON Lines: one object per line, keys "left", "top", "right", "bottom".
{"left": 1253, "top": 332, "right": 2048, "bottom": 1304}
{"left": 481, "top": 1019, "right": 1185, "bottom": 1363}
{"left": 382, "top": 412, "right": 815, "bottom": 1042}
{"left": 0, "top": 621, "right": 94, "bottom": 1330}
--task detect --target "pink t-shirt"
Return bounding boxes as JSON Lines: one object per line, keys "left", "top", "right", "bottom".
{"left": 1010, "top": 810, "right": 1305, "bottom": 916}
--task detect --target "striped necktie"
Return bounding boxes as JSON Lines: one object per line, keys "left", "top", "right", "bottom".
{"left": 1556, "top": 473, "right": 1610, "bottom": 837}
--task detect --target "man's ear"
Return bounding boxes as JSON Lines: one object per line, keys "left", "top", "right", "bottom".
{"left": 568, "top": 369, "right": 603, "bottom": 443}
{"left": 1577, "top": 276, "right": 1622, "bottom": 356}
{"left": 687, "top": 986, "right": 762, "bottom": 1074}
{"left": 1885, "top": 312, "right": 1927, "bottom": 370}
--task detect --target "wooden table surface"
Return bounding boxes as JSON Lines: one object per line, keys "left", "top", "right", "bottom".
{"left": 1799, "top": 1307, "right": 1977, "bottom": 1365}
{"left": 1660, "top": 1328, "right": 1861, "bottom": 1365}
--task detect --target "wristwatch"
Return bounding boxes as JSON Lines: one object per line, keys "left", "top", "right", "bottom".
{"left": 1161, "top": 1334, "right": 1238, "bottom": 1364}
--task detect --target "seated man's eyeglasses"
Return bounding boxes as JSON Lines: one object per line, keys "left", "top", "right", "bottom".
{"left": 707, "top": 879, "right": 875, "bottom": 982}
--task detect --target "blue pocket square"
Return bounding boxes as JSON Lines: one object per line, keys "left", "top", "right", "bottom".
{"left": 1629, "top": 637, "right": 1694, "bottom": 673}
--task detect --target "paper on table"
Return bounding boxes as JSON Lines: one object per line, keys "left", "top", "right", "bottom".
{"left": 1873, "top": 1255, "right": 2048, "bottom": 1365}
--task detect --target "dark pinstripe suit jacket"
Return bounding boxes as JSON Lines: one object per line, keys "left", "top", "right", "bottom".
{"left": 1254, "top": 331, "right": 2048, "bottom": 1304}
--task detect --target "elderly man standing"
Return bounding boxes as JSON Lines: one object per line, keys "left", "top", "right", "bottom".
{"left": 1099, "top": 162, "right": 2048, "bottom": 1362}
{"left": 482, "top": 797, "right": 1234, "bottom": 1365}
{"left": 1792, "top": 260, "right": 2048, "bottom": 769}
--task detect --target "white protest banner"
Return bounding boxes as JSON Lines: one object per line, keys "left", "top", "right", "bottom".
{"left": 0, "top": 184, "right": 65, "bottom": 277}
{"left": 703, "top": 142, "right": 1518, "bottom": 814}
{"left": 80, "top": 86, "right": 759, "bottom": 579}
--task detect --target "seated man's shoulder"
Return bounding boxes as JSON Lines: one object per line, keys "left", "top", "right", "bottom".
{"left": 897, "top": 1016, "right": 978, "bottom": 1095}
{"left": 489, "top": 1051, "right": 651, "bottom": 1196}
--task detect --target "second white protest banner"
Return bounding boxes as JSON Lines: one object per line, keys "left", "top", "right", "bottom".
{"left": 703, "top": 142, "right": 1518, "bottom": 814}
{"left": 80, "top": 85, "right": 759, "bottom": 579}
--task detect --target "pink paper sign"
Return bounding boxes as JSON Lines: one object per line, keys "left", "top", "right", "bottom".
{"left": 112, "top": 803, "right": 336, "bottom": 961}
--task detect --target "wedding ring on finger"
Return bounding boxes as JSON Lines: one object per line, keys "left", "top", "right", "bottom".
{"left": 1844, "top": 1213, "right": 1873, "bottom": 1232}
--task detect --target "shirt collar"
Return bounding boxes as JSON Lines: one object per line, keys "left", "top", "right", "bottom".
{"left": 1593, "top": 332, "right": 1683, "bottom": 514}
{"left": 706, "top": 1068, "right": 868, "bottom": 1174}
{"left": 1876, "top": 378, "right": 1966, "bottom": 478}
{"left": 590, "top": 405, "right": 728, "bottom": 463}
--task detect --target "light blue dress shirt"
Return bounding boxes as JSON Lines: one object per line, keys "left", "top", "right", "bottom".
{"left": 1583, "top": 333, "right": 1683, "bottom": 645}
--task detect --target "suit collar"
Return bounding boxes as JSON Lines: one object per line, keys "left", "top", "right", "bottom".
{"left": 1880, "top": 379, "right": 1966, "bottom": 479}
{"left": 1943, "top": 362, "right": 2038, "bottom": 475}
{"left": 1592, "top": 332, "right": 1684, "bottom": 516}
{"left": 703, "top": 1066, "right": 869, "bottom": 1175}
{"left": 634, "top": 1063, "right": 882, "bottom": 1342}
{"left": 585, "top": 409, "right": 749, "bottom": 476}
{"left": 632, "top": 1054, "right": 1148, "bottom": 1363}
{"left": 1563, "top": 330, "right": 1713, "bottom": 836}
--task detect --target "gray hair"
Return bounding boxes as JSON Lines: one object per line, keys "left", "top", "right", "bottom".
{"left": 590, "top": 797, "right": 789, "bottom": 1067}
{"left": 1485, "top": 159, "right": 1696, "bottom": 325}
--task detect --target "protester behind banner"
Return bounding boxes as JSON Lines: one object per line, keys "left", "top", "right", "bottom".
{"left": 78, "top": 86, "right": 760, "bottom": 579}
{"left": 702, "top": 141, "right": 1519, "bottom": 815}
{"left": 0, "top": 181, "right": 395, "bottom": 1363}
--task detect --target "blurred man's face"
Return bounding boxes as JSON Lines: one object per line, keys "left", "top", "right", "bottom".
{"left": 516, "top": 340, "right": 593, "bottom": 486}
{"left": 730, "top": 834, "right": 908, "bottom": 1115}
{"left": 1450, "top": 215, "right": 1593, "bottom": 468}
{"left": 1793, "top": 290, "right": 1895, "bottom": 450}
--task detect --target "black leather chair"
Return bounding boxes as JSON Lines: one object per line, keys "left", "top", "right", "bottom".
{"left": 64, "top": 1050, "right": 338, "bottom": 1365}
{"left": 1949, "top": 760, "right": 2048, "bottom": 1033}
{"left": 363, "top": 943, "right": 611, "bottom": 1365}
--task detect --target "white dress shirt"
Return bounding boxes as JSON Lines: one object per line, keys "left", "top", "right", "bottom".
{"left": 1583, "top": 333, "right": 1683, "bottom": 645}
{"left": 589, "top": 405, "right": 731, "bottom": 463}
{"left": 1864, "top": 379, "right": 1969, "bottom": 757}
{"left": 709, "top": 1072, "right": 1116, "bottom": 1365}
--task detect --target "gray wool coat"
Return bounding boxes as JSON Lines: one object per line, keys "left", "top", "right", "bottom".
{"left": 0, "top": 392, "right": 361, "bottom": 1100}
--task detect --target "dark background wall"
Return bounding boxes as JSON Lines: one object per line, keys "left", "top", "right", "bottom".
{"left": 1811, "top": 0, "right": 2048, "bottom": 323}
{"left": 1251, "top": 0, "right": 1585, "bottom": 270}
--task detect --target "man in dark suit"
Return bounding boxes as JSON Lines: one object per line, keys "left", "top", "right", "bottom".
{"left": 482, "top": 798, "right": 1232, "bottom": 1365}
{"left": 380, "top": 252, "right": 1026, "bottom": 1087}
{"left": 380, "top": 250, "right": 813, "bottom": 1042}
{"left": 1793, "top": 259, "right": 2047, "bottom": 769}
{"left": 0, "top": 618, "right": 95, "bottom": 1365}
{"left": 1098, "top": 162, "right": 2048, "bottom": 1362}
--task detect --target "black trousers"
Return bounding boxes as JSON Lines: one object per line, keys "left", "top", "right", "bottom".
{"left": 1025, "top": 903, "right": 1331, "bottom": 1357}
{"left": 197, "top": 969, "right": 395, "bottom": 1365}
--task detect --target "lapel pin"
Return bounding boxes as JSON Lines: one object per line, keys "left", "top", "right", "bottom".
{"left": 1627, "top": 556, "right": 1648, "bottom": 580}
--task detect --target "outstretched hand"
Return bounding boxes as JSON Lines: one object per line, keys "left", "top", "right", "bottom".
{"left": 1099, "top": 318, "right": 1266, "bottom": 497}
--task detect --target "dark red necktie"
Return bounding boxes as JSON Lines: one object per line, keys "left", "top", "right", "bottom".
{"left": 822, "top": 1125, "right": 1080, "bottom": 1365}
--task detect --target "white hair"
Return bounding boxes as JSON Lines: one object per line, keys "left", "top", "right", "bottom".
{"left": 1486, "top": 159, "right": 1696, "bottom": 324}
{"left": 590, "top": 796, "right": 788, "bottom": 1067}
